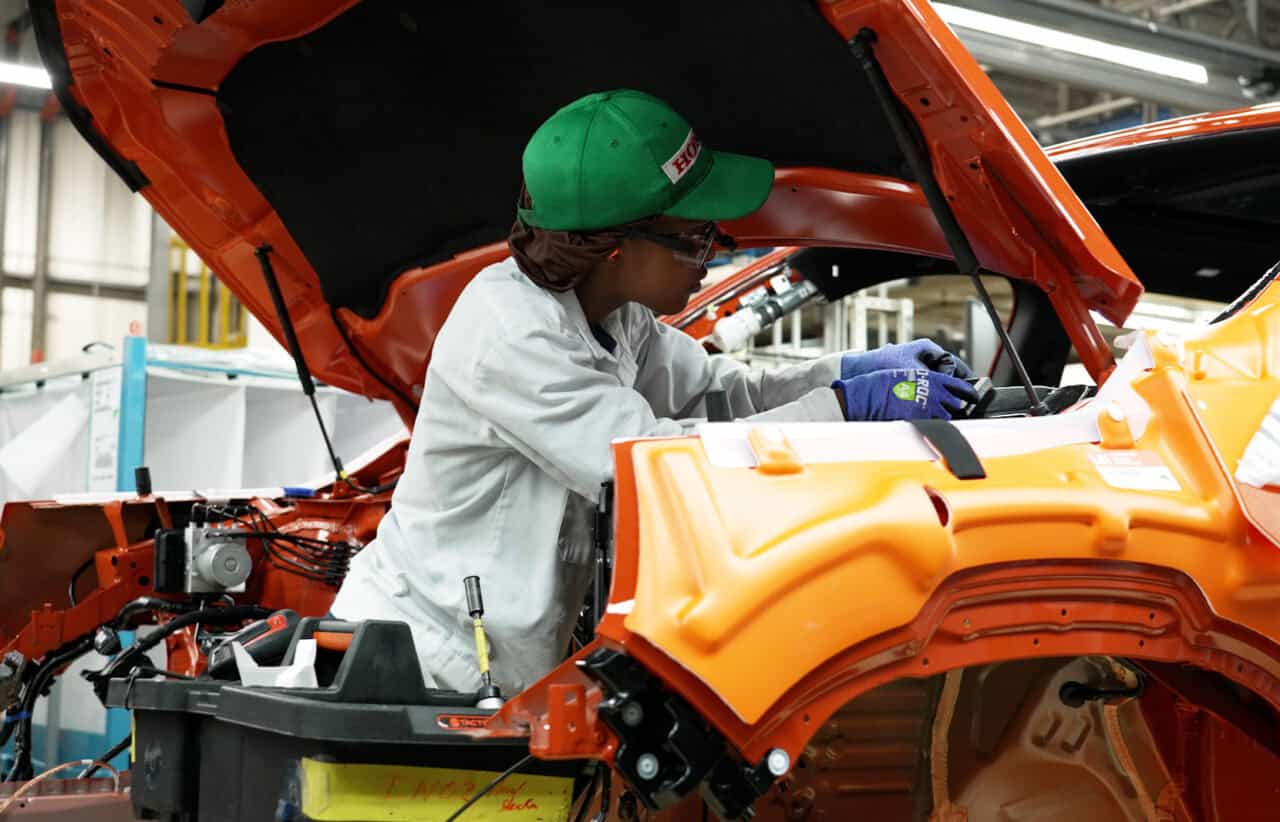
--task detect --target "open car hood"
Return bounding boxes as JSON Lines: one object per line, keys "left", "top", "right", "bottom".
{"left": 32, "top": 0, "right": 1141, "bottom": 412}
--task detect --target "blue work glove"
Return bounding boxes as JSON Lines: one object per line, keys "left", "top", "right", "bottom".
{"left": 833, "top": 368, "right": 980, "bottom": 421}
{"left": 840, "top": 339, "right": 975, "bottom": 381}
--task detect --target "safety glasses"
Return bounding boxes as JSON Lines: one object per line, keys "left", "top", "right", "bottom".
{"left": 624, "top": 222, "right": 737, "bottom": 268}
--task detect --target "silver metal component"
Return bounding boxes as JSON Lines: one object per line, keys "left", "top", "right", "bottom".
{"left": 476, "top": 695, "right": 505, "bottom": 710}
{"left": 620, "top": 701, "right": 645, "bottom": 728}
{"left": 766, "top": 748, "right": 791, "bottom": 777}
{"left": 635, "top": 753, "right": 660, "bottom": 781}
{"left": 0, "top": 652, "right": 24, "bottom": 711}
{"left": 30, "top": 115, "right": 54, "bottom": 362}
{"left": 93, "top": 626, "right": 123, "bottom": 656}
{"left": 185, "top": 524, "right": 252, "bottom": 593}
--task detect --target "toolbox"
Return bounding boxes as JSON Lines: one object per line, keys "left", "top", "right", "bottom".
{"left": 107, "top": 619, "right": 579, "bottom": 822}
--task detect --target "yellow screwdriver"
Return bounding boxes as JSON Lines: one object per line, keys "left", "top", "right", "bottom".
{"left": 464, "top": 576, "right": 504, "bottom": 709}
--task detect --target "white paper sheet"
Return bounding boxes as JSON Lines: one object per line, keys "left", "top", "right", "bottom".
{"left": 232, "top": 637, "right": 318, "bottom": 688}
{"left": 697, "top": 334, "right": 1157, "bottom": 469}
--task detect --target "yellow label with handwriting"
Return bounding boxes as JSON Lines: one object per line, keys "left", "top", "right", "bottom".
{"left": 299, "top": 758, "right": 573, "bottom": 821}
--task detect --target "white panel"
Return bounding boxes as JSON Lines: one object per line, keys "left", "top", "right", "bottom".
{"left": 0, "top": 379, "right": 90, "bottom": 502}
{"left": 0, "top": 375, "right": 83, "bottom": 442}
{"left": 333, "top": 391, "right": 407, "bottom": 460}
{"left": 246, "top": 313, "right": 284, "bottom": 352}
{"left": 3, "top": 110, "right": 39, "bottom": 277}
{"left": 49, "top": 116, "right": 105, "bottom": 282}
{"left": 143, "top": 371, "right": 246, "bottom": 489}
{"left": 44, "top": 293, "right": 145, "bottom": 363}
{"left": 240, "top": 384, "right": 337, "bottom": 487}
{"left": 1, "top": 287, "right": 32, "bottom": 369}
{"left": 49, "top": 118, "right": 150, "bottom": 287}
{"left": 103, "top": 169, "right": 153, "bottom": 286}
{"left": 53, "top": 653, "right": 110, "bottom": 734}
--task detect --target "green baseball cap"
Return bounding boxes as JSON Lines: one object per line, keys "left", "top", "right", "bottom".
{"left": 519, "top": 90, "right": 775, "bottom": 231}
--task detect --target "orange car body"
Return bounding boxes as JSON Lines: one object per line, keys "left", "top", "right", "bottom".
{"left": 10, "top": 0, "right": 1280, "bottom": 818}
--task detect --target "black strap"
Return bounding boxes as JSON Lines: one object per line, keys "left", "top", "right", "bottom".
{"left": 908, "top": 419, "right": 986, "bottom": 480}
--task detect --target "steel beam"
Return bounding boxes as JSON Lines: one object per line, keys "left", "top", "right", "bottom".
{"left": 948, "top": 0, "right": 1280, "bottom": 81}
{"left": 1034, "top": 96, "right": 1138, "bottom": 127}
{"left": 0, "top": 272, "right": 146, "bottom": 302}
{"left": 957, "top": 29, "right": 1253, "bottom": 112}
{"left": 1155, "top": 0, "right": 1227, "bottom": 17}
{"left": 146, "top": 211, "right": 169, "bottom": 341}
{"left": 29, "top": 113, "right": 52, "bottom": 362}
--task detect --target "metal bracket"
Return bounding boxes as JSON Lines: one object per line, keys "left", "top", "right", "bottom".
{"left": 578, "top": 648, "right": 783, "bottom": 820}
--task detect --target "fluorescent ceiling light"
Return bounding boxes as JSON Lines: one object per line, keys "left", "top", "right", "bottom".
{"left": 0, "top": 62, "right": 50, "bottom": 90}
{"left": 935, "top": 4, "right": 1209, "bottom": 85}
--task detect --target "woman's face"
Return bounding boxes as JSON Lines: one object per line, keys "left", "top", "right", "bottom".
{"left": 612, "top": 217, "right": 713, "bottom": 316}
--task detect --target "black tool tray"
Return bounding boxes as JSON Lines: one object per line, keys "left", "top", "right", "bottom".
{"left": 107, "top": 619, "right": 569, "bottom": 822}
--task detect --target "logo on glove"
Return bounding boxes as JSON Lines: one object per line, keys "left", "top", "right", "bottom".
{"left": 891, "top": 369, "right": 931, "bottom": 407}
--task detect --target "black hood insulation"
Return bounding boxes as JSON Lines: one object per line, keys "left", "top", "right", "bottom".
{"left": 1057, "top": 126, "right": 1280, "bottom": 305}
{"left": 217, "top": 0, "right": 910, "bottom": 318}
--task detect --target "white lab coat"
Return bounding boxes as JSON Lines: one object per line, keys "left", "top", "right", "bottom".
{"left": 331, "top": 257, "right": 844, "bottom": 694}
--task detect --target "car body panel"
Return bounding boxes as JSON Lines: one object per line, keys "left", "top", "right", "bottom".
{"left": 1047, "top": 102, "right": 1280, "bottom": 161}
{"left": 489, "top": 281, "right": 1280, "bottom": 780}
{"left": 609, "top": 314, "right": 1279, "bottom": 726}
{"left": 32, "top": 0, "right": 1139, "bottom": 410}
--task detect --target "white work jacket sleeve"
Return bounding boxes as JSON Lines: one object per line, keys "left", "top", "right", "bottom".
{"left": 631, "top": 309, "right": 845, "bottom": 422}
{"left": 465, "top": 325, "right": 688, "bottom": 502}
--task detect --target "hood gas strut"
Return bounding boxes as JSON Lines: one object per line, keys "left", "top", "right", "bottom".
{"left": 850, "top": 29, "right": 1049, "bottom": 416}
{"left": 255, "top": 244, "right": 397, "bottom": 495}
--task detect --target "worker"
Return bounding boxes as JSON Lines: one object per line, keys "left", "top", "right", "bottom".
{"left": 330, "top": 90, "right": 977, "bottom": 695}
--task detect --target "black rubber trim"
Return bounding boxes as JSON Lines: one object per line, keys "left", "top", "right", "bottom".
{"left": 908, "top": 419, "right": 986, "bottom": 480}
{"left": 153, "top": 79, "right": 217, "bottom": 96}
{"left": 29, "top": 0, "right": 148, "bottom": 192}
{"left": 1211, "top": 259, "right": 1280, "bottom": 324}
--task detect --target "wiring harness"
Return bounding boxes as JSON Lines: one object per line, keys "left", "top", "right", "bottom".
{"left": 2, "top": 598, "right": 269, "bottom": 782}
{"left": 197, "top": 503, "right": 360, "bottom": 588}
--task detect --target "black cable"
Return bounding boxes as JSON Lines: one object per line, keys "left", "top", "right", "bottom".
{"left": 443, "top": 754, "right": 534, "bottom": 822}
{"left": 116, "top": 605, "right": 269, "bottom": 665}
{"left": 571, "top": 765, "right": 603, "bottom": 822}
{"left": 110, "top": 596, "right": 197, "bottom": 628}
{"left": 5, "top": 635, "right": 96, "bottom": 781}
{"left": 248, "top": 532, "right": 357, "bottom": 586}
{"left": 0, "top": 708, "right": 18, "bottom": 750}
{"left": 133, "top": 666, "right": 195, "bottom": 681}
{"left": 591, "top": 765, "right": 612, "bottom": 822}
{"left": 3, "top": 596, "right": 207, "bottom": 778}
{"left": 89, "top": 604, "right": 270, "bottom": 703}
{"left": 80, "top": 341, "right": 114, "bottom": 353}
{"left": 198, "top": 505, "right": 358, "bottom": 586}
{"left": 67, "top": 557, "right": 95, "bottom": 607}
{"left": 342, "top": 472, "right": 398, "bottom": 497}
{"left": 79, "top": 734, "right": 130, "bottom": 779}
